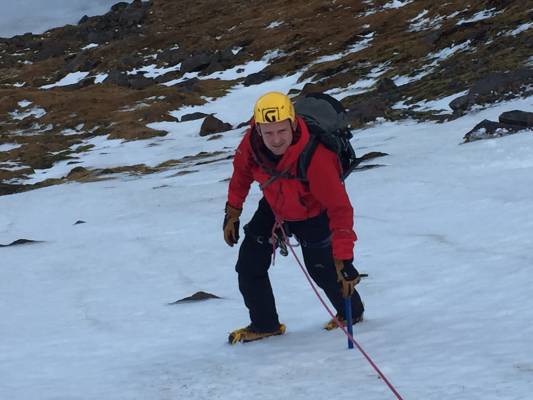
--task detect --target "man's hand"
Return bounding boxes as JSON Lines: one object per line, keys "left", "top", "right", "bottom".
{"left": 223, "top": 203, "right": 242, "bottom": 247}
{"left": 334, "top": 259, "right": 361, "bottom": 298}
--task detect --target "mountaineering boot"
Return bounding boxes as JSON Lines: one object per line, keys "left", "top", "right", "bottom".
{"left": 228, "top": 323, "right": 286, "bottom": 344}
{"left": 324, "top": 313, "right": 364, "bottom": 331}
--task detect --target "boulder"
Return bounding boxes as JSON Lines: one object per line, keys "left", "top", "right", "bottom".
{"left": 202, "top": 61, "right": 225, "bottom": 75}
{"left": 376, "top": 78, "right": 398, "bottom": 93}
{"left": 74, "top": 76, "right": 97, "bottom": 88}
{"left": 347, "top": 97, "right": 389, "bottom": 125}
{"left": 128, "top": 75, "right": 155, "bottom": 90}
{"left": 170, "top": 291, "right": 221, "bottom": 304}
{"left": 87, "top": 30, "right": 114, "bottom": 44}
{"left": 63, "top": 52, "right": 99, "bottom": 74}
{"left": 0, "top": 239, "right": 42, "bottom": 247}
{"left": 463, "top": 119, "right": 523, "bottom": 143}
{"left": 34, "top": 40, "right": 70, "bottom": 61}
{"left": 8, "top": 33, "right": 35, "bottom": 49}
{"left": 219, "top": 48, "right": 236, "bottom": 64}
{"left": 118, "top": 7, "right": 147, "bottom": 27}
{"left": 451, "top": 69, "right": 533, "bottom": 113}
{"left": 499, "top": 110, "right": 533, "bottom": 128}
{"left": 154, "top": 71, "right": 181, "bottom": 84}
{"left": 78, "top": 15, "right": 90, "bottom": 24}
{"left": 181, "top": 52, "right": 214, "bottom": 73}
{"left": 67, "top": 166, "right": 91, "bottom": 179}
{"left": 449, "top": 94, "right": 471, "bottom": 113}
{"left": 181, "top": 112, "right": 210, "bottom": 122}
{"left": 157, "top": 48, "right": 187, "bottom": 65}
{"left": 104, "top": 69, "right": 129, "bottom": 87}
{"left": 243, "top": 69, "right": 274, "bottom": 86}
{"left": 111, "top": 2, "right": 130, "bottom": 12}
{"left": 172, "top": 77, "right": 200, "bottom": 92}
{"left": 199, "top": 115, "right": 232, "bottom": 136}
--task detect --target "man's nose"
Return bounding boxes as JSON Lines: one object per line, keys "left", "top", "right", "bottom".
{"left": 272, "top": 132, "right": 283, "bottom": 143}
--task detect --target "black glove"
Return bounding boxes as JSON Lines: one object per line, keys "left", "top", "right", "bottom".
{"left": 334, "top": 258, "right": 361, "bottom": 298}
{"left": 223, "top": 203, "right": 241, "bottom": 247}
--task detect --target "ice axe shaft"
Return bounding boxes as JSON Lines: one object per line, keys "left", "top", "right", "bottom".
{"left": 344, "top": 297, "right": 354, "bottom": 349}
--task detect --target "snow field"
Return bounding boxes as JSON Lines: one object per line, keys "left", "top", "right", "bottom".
{"left": 1, "top": 90, "right": 533, "bottom": 399}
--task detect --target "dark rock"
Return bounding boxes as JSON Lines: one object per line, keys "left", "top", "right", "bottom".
{"left": 312, "top": 61, "right": 351, "bottom": 82}
{"left": 130, "top": 0, "right": 147, "bottom": 8}
{"left": 118, "top": 54, "right": 145, "bottom": 69}
{"left": 111, "top": 2, "right": 130, "bottom": 12}
{"left": 169, "top": 291, "right": 221, "bottom": 304}
{"left": 128, "top": 75, "right": 155, "bottom": 90}
{"left": 449, "top": 94, "right": 471, "bottom": 112}
{"left": 199, "top": 115, "right": 232, "bottom": 136}
{"left": 207, "top": 134, "right": 223, "bottom": 141}
{"left": 118, "top": 7, "right": 147, "bottom": 27}
{"left": 471, "top": 69, "right": 533, "bottom": 96}
{"left": 78, "top": 15, "right": 89, "bottom": 24}
{"left": 463, "top": 119, "right": 523, "bottom": 142}
{"left": 154, "top": 71, "right": 181, "bottom": 84}
{"left": 34, "top": 40, "right": 70, "bottom": 61}
{"left": 347, "top": 97, "right": 389, "bottom": 125}
{"left": 181, "top": 112, "right": 210, "bottom": 122}
{"left": 202, "top": 61, "right": 225, "bottom": 75}
{"left": 219, "top": 48, "right": 236, "bottom": 63}
{"left": 157, "top": 48, "right": 187, "bottom": 65}
{"left": 243, "top": 69, "right": 274, "bottom": 86}
{"left": 104, "top": 69, "right": 129, "bottom": 87}
{"left": 63, "top": 52, "right": 99, "bottom": 74}
{"left": 236, "top": 120, "right": 251, "bottom": 129}
{"left": 180, "top": 52, "right": 213, "bottom": 73}
{"left": 498, "top": 110, "right": 533, "bottom": 128}
{"left": 74, "top": 76, "right": 97, "bottom": 88}
{"left": 74, "top": 220, "right": 86, "bottom": 225}
{"left": 423, "top": 31, "right": 441, "bottom": 46}
{"left": 357, "top": 151, "right": 389, "bottom": 163}
{"left": 9, "top": 33, "right": 35, "bottom": 48}
{"left": 0, "top": 239, "right": 42, "bottom": 247}
{"left": 466, "top": 26, "right": 490, "bottom": 44}
{"left": 87, "top": 30, "right": 114, "bottom": 44}
{"left": 376, "top": 78, "right": 397, "bottom": 93}
{"left": 172, "top": 77, "right": 200, "bottom": 92}
{"left": 453, "top": 69, "right": 533, "bottom": 113}
{"left": 67, "top": 166, "right": 90, "bottom": 178}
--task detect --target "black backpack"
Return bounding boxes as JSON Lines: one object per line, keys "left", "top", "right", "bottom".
{"left": 294, "top": 93, "right": 358, "bottom": 181}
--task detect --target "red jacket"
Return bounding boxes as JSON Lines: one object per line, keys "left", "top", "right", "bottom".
{"left": 227, "top": 117, "right": 357, "bottom": 260}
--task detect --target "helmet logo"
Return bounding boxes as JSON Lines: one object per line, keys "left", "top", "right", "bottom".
{"left": 262, "top": 108, "right": 279, "bottom": 122}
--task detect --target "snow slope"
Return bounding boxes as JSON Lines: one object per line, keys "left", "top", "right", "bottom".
{"left": 1, "top": 94, "right": 533, "bottom": 399}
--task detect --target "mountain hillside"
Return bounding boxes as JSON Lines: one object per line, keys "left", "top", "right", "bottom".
{"left": 1, "top": 0, "right": 532, "bottom": 195}
{"left": 2, "top": 2, "right": 533, "bottom": 399}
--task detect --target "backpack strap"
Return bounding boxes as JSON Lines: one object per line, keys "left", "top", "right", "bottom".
{"left": 297, "top": 134, "right": 319, "bottom": 182}
{"left": 259, "top": 166, "right": 298, "bottom": 191}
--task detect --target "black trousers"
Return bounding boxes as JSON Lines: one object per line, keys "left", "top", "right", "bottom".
{"left": 235, "top": 198, "right": 364, "bottom": 331}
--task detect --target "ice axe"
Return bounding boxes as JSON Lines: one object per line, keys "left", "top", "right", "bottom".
{"left": 344, "top": 297, "right": 354, "bottom": 349}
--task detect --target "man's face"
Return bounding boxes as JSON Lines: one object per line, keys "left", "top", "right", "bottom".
{"left": 258, "top": 119, "right": 294, "bottom": 155}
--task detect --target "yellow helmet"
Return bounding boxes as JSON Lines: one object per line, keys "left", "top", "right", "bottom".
{"left": 254, "top": 91, "right": 295, "bottom": 124}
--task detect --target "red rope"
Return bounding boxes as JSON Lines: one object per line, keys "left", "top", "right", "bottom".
{"left": 273, "top": 219, "right": 405, "bottom": 400}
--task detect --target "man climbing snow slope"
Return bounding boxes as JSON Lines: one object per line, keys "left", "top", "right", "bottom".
{"left": 223, "top": 91, "right": 363, "bottom": 344}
